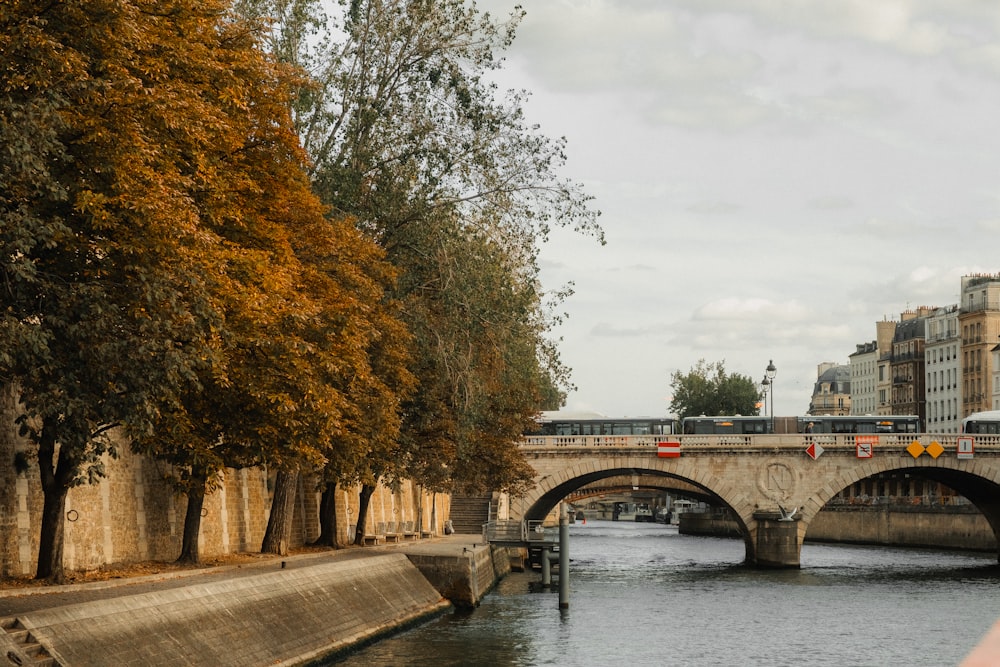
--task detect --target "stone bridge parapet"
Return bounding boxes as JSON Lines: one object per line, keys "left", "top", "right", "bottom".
{"left": 510, "top": 433, "right": 1000, "bottom": 568}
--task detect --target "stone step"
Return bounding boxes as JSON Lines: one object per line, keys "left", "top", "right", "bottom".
{"left": 1, "top": 617, "right": 59, "bottom": 667}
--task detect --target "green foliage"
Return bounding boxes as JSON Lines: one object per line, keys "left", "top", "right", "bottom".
{"left": 243, "top": 0, "right": 602, "bottom": 496}
{"left": 669, "top": 360, "right": 761, "bottom": 420}
{"left": 1, "top": 0, "right": 403, "bottom": 571}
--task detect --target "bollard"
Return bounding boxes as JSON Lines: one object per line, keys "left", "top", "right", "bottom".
{"left": 559, "top": 508, "right": 569, "bottom": 609}
{"left": 541, "top": 547, "right": 552, "bottom": 587}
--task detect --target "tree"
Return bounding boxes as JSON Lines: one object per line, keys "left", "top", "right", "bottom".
{"left": 0, "top": 0, "right": 255, "bottom": 581}
{"left": 239, "top": 0, "right": 601, "bottom": 512}
{"left": 1, "top": 0, "right": 405, "bottom": 573}
{"left": 669, "top": 360, "right": 761, "bottom": 420}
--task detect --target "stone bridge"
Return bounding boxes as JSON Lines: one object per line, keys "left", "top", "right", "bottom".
{"left": 505, "top": 432, "right": 1000, "bottom": 567}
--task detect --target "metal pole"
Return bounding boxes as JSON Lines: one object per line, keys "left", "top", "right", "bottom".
{"left": 541, "top": 547, "right": 551, "bottom": 587}
{"left": 559, "top": 506, "right": 569, "bottom": 609}
{"left": 766, "top": 359, "right": 777, "bottom": 433}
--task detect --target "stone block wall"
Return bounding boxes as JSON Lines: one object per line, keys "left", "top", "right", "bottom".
{"left": 0, "top": 388, "right": 451, "bottom": 577}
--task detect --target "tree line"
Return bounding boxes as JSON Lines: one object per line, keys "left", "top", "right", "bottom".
{"left": 0, "top": 0, "right": 601, "bottom": 582}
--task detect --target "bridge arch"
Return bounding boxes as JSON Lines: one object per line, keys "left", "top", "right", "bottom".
{"left": 511, "top": 434, "right": 1000, "bottom": 567}
{"left": 794, "top": 458, "right": 1000, "bottom": 542}
{"left": 514, "top": 459, "right": 758, "bottom": 562}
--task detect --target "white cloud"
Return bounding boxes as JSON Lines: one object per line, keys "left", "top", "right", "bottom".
{"left": 692, "top": 298, "right": 809, "bottom": 323}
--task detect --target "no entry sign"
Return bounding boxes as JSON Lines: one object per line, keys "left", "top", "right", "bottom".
{"left": 657, "top": 440, "right": 681, "bottom": 458}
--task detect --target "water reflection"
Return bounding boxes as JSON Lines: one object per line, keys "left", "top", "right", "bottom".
{"left": 331, "top": 520, "right": 1000, "bottom": 666}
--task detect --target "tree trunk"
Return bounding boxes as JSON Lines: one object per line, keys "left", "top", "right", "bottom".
{"left": 35, "top": 417, "right": 71, "bottom": 583}
{"left": 353, "top": 484, "right": 375, "bottom": 546}
{"left": 35, "top": 477, "right": 69, "bottom": 583}
{"left": 177, "top": 470, "right": 207, "bottom": 564}
{"left": 261, "top": 467, "right": 299, "bottom": 555}
{"left": 312, "top": 480, "right": 339, "bottom": 547}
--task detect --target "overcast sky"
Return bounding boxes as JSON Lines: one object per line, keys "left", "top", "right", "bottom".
{"left": 476, "top": 0, "right": 1000, "bottom": 418}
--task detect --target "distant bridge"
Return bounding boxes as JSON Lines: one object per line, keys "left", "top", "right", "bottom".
{"left": 502, "top": 432, "right": 1000, "bottom": 567}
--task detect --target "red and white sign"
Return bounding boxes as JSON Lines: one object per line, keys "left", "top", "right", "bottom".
{"left": 805, "top": 442, "right": 825, "bottom": 460}
{"left": 856, "top": 435, "right": 877, "bottom": 459}
{"left": 958, "top": 436, "right": 975, "bottom": 460}
{"left": 657, "top": 440, "right": 681, "bottom": 458}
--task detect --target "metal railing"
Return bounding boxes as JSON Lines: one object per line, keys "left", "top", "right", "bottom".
{"left": 483, "top": 519, "right": 560, "bottom": 544}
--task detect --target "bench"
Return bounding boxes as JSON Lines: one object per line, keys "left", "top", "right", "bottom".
{"left": 383, "top": 521, "right": 402, "bottom": 543}
{"left": 363, "top": 523, "right": 386, "bottom": 546}
{"left": 401, "top": 520, "right": 419, "bottom": 541}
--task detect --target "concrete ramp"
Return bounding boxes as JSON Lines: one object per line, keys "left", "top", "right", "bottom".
{"left": 6, "top": 553, "right": 450, "bottom": 667}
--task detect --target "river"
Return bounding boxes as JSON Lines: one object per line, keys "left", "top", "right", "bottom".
{"left": 331, "top": 520, "right": 1000, "bottom": 666}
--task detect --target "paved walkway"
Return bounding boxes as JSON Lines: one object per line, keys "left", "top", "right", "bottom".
{"left": 0, "top": 534, "right": 485, "bottom": 618}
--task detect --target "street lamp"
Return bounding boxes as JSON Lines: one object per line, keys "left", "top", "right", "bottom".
{"left": 765, "top": 359, "right": 777, "bottom": 432}
{"left": 759, "top": 376, "right": 770, "bottom": 419}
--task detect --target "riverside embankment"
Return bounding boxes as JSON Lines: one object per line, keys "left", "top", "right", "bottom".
{"left": 0, "top": 535, "right": 509, "bottom": 667}
{"left": 680, "top": 504, "right": 997, "bottom": 551}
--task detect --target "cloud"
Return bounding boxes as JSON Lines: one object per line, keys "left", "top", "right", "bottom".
{"left": 847, "top": 266, "right": 972, "bottom": 309}
{"left": 590, "top": 322, "right": 664, "bottom": 338}
{"left": 692, "top": 298, "right": 809, "bottom": 323}
{"left": 686, "top": 200, "right": 742, "bottom": 215}
{"left": 808, "top": 195, "right": 855, "bottom": 211}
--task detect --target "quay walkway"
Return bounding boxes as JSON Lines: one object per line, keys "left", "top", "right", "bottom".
{"left": 0, "top": 535, "right": 499, "bottom": 667}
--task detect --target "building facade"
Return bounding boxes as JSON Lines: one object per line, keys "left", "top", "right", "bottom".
{"left": 851, "top": 320, "right": 897, "bottom": 417}
{"left": 925, "top": 305, "right": 961, "bottom": 433}
{"left": 993, "top": 342, "right": 1000, "bottom": 410}
{"left": 849, "top": 341, "right": 878, "bottom": 416}
{"left": 808, "top": 363, "right": 851, "bottom": 416}
{"left": 890, "top": 308, "right": 930, "bottom": 426}
{"left": 959, "top": 274, "right": 1000, "bottom": 417}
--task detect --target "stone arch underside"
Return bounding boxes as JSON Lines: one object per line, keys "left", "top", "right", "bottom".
{"left": 515, "top": 459, "right": 758, "bottom": 560}
{"left": 514, "top": 455, "right": 1000, "bottom": 566}
{"left": 794, "top": 458, "right": 1000, "bottom": 551}
{"left": 567, "top": 474, "right": 712, "bottom": 504}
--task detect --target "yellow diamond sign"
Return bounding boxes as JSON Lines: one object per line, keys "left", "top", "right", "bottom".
{"left": 926, "top": 441, "right": 944, "bottom": 459}
{"left": 907, "top": 440, "right": 925, "bottom": 458}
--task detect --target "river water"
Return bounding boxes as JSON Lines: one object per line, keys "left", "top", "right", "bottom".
{"left": 331, "top": 520, "right": 1000, "bottom": 666}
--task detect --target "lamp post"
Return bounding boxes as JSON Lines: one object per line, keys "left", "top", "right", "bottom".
{"left": 759, "top": 376, "right": 770, "bottom": 420}
{"left": 765, "top": 359, "right": 777, "bottom": 433}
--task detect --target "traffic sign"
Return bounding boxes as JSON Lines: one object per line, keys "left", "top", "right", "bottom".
{"left": 856, "top": 435, "right": 876, "bottom": 459}
{"left": 805, "top": 442, "right": 824, "bottom": 460}
{"left": 958, "top": 436, "right": 975, "bottom": 460}
{"left": 657, "top": 440, "right": 681, "bottom": 458}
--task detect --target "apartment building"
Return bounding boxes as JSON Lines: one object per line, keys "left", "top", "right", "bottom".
{"left": 849, "top": 341, "right": 877, "bottom": 416}
{"left": 924, "top": 305, "right": 961, "bottom": 433}
{"left": 844, "top": 273, "right": 1000, "bottom": 428}
{"left": 890, "top": 308, "right": 931, "bottom": 425}
{"left": 958, "top": 274, "right": 1000, "bottom": 417}
{"left": 808, "top": 362, "right": 851, "bottom": 416}
{"left": 993, "top": 341, "right": 1000, "bottom": 410}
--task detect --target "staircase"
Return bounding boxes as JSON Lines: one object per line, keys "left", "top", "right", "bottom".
{"left": 1, "top": 618, "right": 58, "bottom": 667}
{"left": 448, "top": 494, "right": 494, "bottom": 534}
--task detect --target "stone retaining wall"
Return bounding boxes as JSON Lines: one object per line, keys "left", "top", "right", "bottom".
{"left": 406, "top": 544, "right": 511, "bottom": 608}
{"left": 3, "top": 554, "right": 452, "bottom": 667}
{"left": 1, "top": 388, "right": 451, "bottom": 577}
{"left": 680, "top": 506, "right": 997, "bottom": 551}
{"left": 807, "top": 505, "right": 996, "bottom": 551}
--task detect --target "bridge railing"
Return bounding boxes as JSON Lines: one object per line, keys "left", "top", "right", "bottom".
{"left": 483, "top": 519, "right": 560, "bottom": 544}
{"left": 519, "top": 433, "right": 1000, "bottom": 452}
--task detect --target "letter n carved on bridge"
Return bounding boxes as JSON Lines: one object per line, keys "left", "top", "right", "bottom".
{"left": 757, "top": 462, "right": 795, "bottom": 504}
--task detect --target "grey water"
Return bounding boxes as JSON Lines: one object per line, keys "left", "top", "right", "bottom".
{"left": 331, "top": 519, "right": 1000, "bottom": 666}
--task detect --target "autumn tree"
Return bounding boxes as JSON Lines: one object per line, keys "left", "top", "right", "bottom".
{"left": 240, "top": 0, "right": 600, "bottom": 535}
{"left": 0, "top": 0, "right": 245, "bottom": 580}
{"left": 1, "top": 0, "right": 405, "bottom": 572}
{"left": 668, "top": 360, "right": 761, "bottom": 420}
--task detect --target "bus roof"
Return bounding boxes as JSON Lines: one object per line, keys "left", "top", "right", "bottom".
{"left": 962, "top": 410, "right": 1000, "bottom": 422}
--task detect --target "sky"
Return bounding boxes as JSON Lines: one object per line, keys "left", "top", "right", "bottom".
{"left": 473, "top": 0, "right": 1000, "bottom": 418}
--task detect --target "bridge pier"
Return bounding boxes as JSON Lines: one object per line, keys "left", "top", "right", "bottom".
{"left": 752, "top": 512, "right": 802, "bottom": 568}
